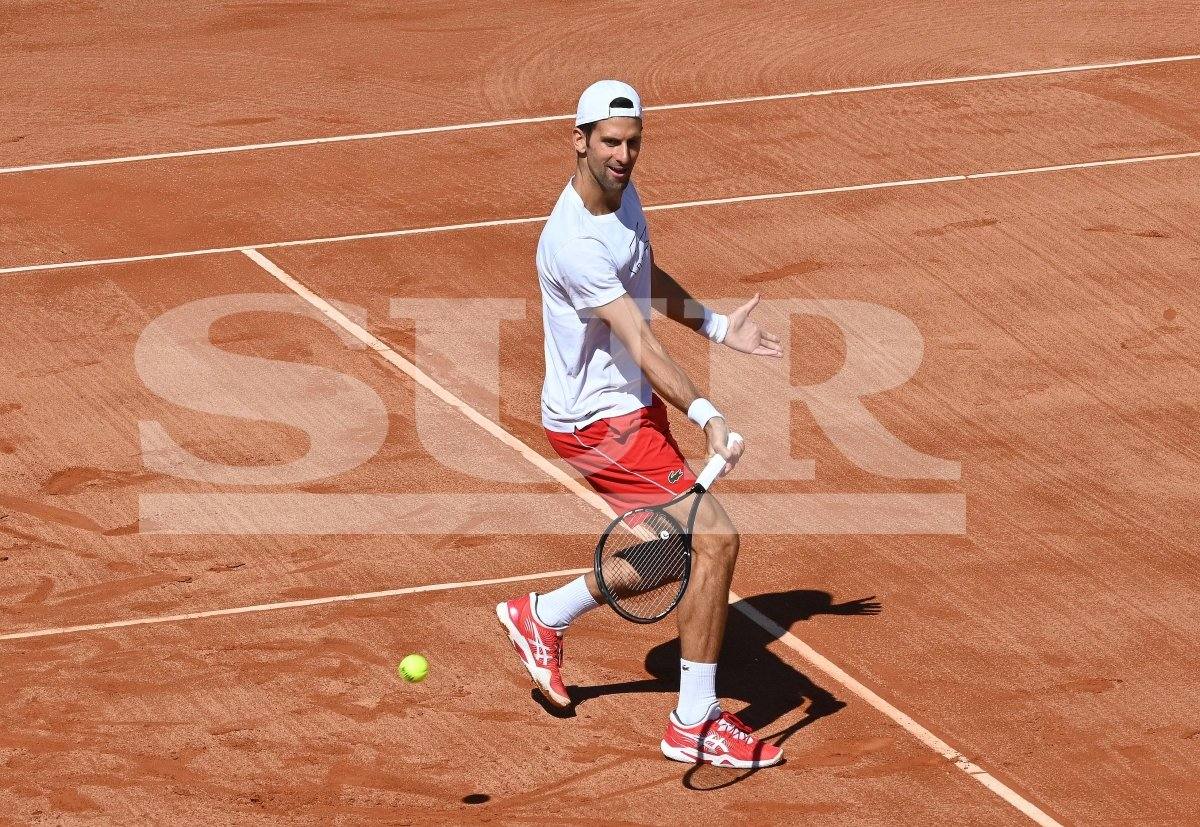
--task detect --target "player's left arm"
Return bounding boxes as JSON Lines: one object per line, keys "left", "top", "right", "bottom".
{"left": 650, "top": 260, "right": 784, "bottom": 358}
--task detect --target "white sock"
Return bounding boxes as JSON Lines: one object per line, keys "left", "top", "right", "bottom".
{"left": 532, "top": 577, "right": 599, "bottom": 629}
{"left": 676, "top": 659, "right": 719, "bottom": 725}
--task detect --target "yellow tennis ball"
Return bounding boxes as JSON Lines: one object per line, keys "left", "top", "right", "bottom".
{"left": 398, "top": 654, "right": 428, "bottom": 683}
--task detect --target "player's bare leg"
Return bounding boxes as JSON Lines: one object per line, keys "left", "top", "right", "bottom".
{"left": 672, "top": 495, "right": 738, "bottom": 662}
{"left": 579, "top": 494, "right": 737, "bottom": 657}
{"left": 656, "top": 494, "right": 780, "bottom": 767}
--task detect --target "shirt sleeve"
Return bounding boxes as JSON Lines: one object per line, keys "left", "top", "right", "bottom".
{"left": 552, "top": 238, "right": 627, "bottom": 311}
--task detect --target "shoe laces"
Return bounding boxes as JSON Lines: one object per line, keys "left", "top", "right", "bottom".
{"left": 715, "top": 712, "right": 755, "bottom": 743}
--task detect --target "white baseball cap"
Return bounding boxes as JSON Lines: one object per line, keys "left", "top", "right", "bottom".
{"left": 575, "top": 80, "right": 643, "bottom": 126}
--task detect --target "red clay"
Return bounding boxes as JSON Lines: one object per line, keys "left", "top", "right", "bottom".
{"left": 3, "top": 4, "right": 1199, "bottom": 824}
{"left": 3, "top": 62, "right": 1199, "bottom": 269}
{"left": 3, "top": 1, "right": 1197, "bottom": 166}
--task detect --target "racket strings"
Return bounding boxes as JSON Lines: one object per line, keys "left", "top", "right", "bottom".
{"left": 598, "top": 509, "right": 690, "bottom": 620}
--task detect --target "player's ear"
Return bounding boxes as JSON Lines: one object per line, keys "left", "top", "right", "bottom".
{"left": 571, "top": 126, "right": 589, "bottom": 156}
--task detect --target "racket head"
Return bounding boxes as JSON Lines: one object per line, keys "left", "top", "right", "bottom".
{"left": 593, "top": 505, "right": 692, "bottom": 624}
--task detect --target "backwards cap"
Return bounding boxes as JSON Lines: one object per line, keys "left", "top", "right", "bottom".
{"left": 575, "top": 80, "right": 643, "bottom": 126}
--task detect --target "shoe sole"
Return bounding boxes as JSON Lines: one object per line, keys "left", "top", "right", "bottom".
{"left": 660, "top": 739, "right": 784, "bottom": 769}
{"left": 495, "top": 602, "right": 571, "bottom": 708}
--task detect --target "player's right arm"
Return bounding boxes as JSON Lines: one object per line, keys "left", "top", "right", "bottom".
{"left": 591, "top": 293, "right": 740, "bottom": 466}
{"left": 553, "top": 238, "right": 741, "bottom": 465}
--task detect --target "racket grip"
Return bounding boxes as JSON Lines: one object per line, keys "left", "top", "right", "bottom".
{"left": 696, "top": 432, "right": 742, "bottom": 491}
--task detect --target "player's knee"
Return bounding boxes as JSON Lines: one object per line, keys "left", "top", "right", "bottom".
{"left": 720, "top": 529, "right": 740, "bottom": 565}
{"left": 715, "top": 531, "right": 740, "bottom": 572}
{"left": 696, "top": 525, "right": 739, "bottom": 569}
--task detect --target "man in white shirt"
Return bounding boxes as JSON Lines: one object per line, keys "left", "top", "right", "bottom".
{"left": 497, "top": 80, "right": 785, "bottom": 768}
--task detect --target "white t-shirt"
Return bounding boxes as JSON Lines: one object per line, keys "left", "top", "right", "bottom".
{"left": 537, "top": 180, "right": 653, "bottom": 432}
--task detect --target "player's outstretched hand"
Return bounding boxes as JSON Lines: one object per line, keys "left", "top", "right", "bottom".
{"left": 723, "top": 294, "right": 783, "bottom": 358}
{"left": 829, "top": 596, "right": 883, "bottom": 616}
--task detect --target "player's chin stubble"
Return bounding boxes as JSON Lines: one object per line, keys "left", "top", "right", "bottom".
{"left": 589, "top": 157, "right": 628, "bottom": 193}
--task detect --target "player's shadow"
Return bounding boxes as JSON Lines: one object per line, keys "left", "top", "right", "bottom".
{"left": 533, "top": 589, "right": 880, "bottom": 786}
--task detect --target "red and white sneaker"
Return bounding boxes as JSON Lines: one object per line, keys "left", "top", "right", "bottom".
{"left": 496, "top": 593, "right": 570, "bottom": 708}
{"left": 661, "top": 703, "right": 784, "bottom": 768}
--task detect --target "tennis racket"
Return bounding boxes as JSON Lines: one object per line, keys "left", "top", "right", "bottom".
{"left": 593, "top": 433, "right": 742, "bottom": 623}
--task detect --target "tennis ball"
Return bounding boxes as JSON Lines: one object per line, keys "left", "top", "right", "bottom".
{"left": 398, "top": 654, "right": 428, "bottom": 683}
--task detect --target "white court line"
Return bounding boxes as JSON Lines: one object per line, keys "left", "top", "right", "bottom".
{"left": 2, "top": 148, "right": 1198, "bottom": 276}
{"left": 968, "top": 152, "right": 1200, "bottom": 177}
{"left": 0, "top": 245, "right": 1063, "bottom": 823}
{"left": 243, "top": 249, "right": 1063, "bottom": 825}
{"left": 0, "top": 213, "right": 550, "bottom": 275}
{"left": 0, "top": 567, "right": 589, "bottom": 641}
{"left": 1, "top": 53, "right": 1197, "bottom": 176}
{"left": 240, "top": 249, "right": 619, "bottom": 518}
{"left": 734, "top": 600, "right": 1062, "bottom": 826}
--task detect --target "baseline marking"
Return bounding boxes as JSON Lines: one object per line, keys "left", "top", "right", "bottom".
{"left": 0, "top": 568, "right": 589, "bottom": 641}
{"left": 1, "top": 53, "right": 1197, "bottom": 176}
{"left": 245, "top": 249, "right": 1063, "bottom": 826}
{"left": 2, "top": 149, "right": 1198, "bottom": 276}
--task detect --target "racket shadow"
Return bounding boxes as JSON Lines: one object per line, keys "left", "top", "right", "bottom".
{"left": 538, "top": 589, "right": 880, "bottom": 756}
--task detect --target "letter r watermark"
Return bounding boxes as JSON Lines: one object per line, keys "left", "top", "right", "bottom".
{"left": 710, "top": 299, "right": 959, "bottom": 480}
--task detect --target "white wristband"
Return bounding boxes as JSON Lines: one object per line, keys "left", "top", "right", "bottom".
{"left": 701, "top": 307, "right": 729, "bottom": 343}
{"left": 687, "top": 398, "right": 723, "bottom": 429}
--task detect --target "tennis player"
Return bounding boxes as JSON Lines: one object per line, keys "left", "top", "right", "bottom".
{"left": 497, "top": 80, "right": 785, "bottom": 768}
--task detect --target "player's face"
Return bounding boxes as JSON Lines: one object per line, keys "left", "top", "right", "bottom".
{"left": 578, "top": 117, "right": 642, "bottom": 193}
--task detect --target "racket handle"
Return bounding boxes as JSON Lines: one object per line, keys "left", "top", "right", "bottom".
{"left": 696, "top": 432, "right": 742, "bottom": 491}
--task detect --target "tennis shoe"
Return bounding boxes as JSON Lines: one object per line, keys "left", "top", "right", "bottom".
{"left": 661, "top": 703, "right": 783, "bottom": 768}
{"left": 496, "top": 593, "right": 570, "bottom": 707}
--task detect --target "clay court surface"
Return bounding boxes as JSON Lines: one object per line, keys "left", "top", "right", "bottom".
{"left": 2, "top": 2, "right": 1199, "bottom": 824}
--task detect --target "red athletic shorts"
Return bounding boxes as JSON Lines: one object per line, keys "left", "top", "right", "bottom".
{"left": 545, "top": 396, "right": 698, "bottom": 516}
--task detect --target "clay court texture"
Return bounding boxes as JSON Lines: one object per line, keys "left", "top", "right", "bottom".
{"left": 2, "top": 1, "right": 1199, "bottom": 824}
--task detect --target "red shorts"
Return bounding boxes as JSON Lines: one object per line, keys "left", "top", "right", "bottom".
{"left": 545, "top": 397, "right": 698, "bottom": 516}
